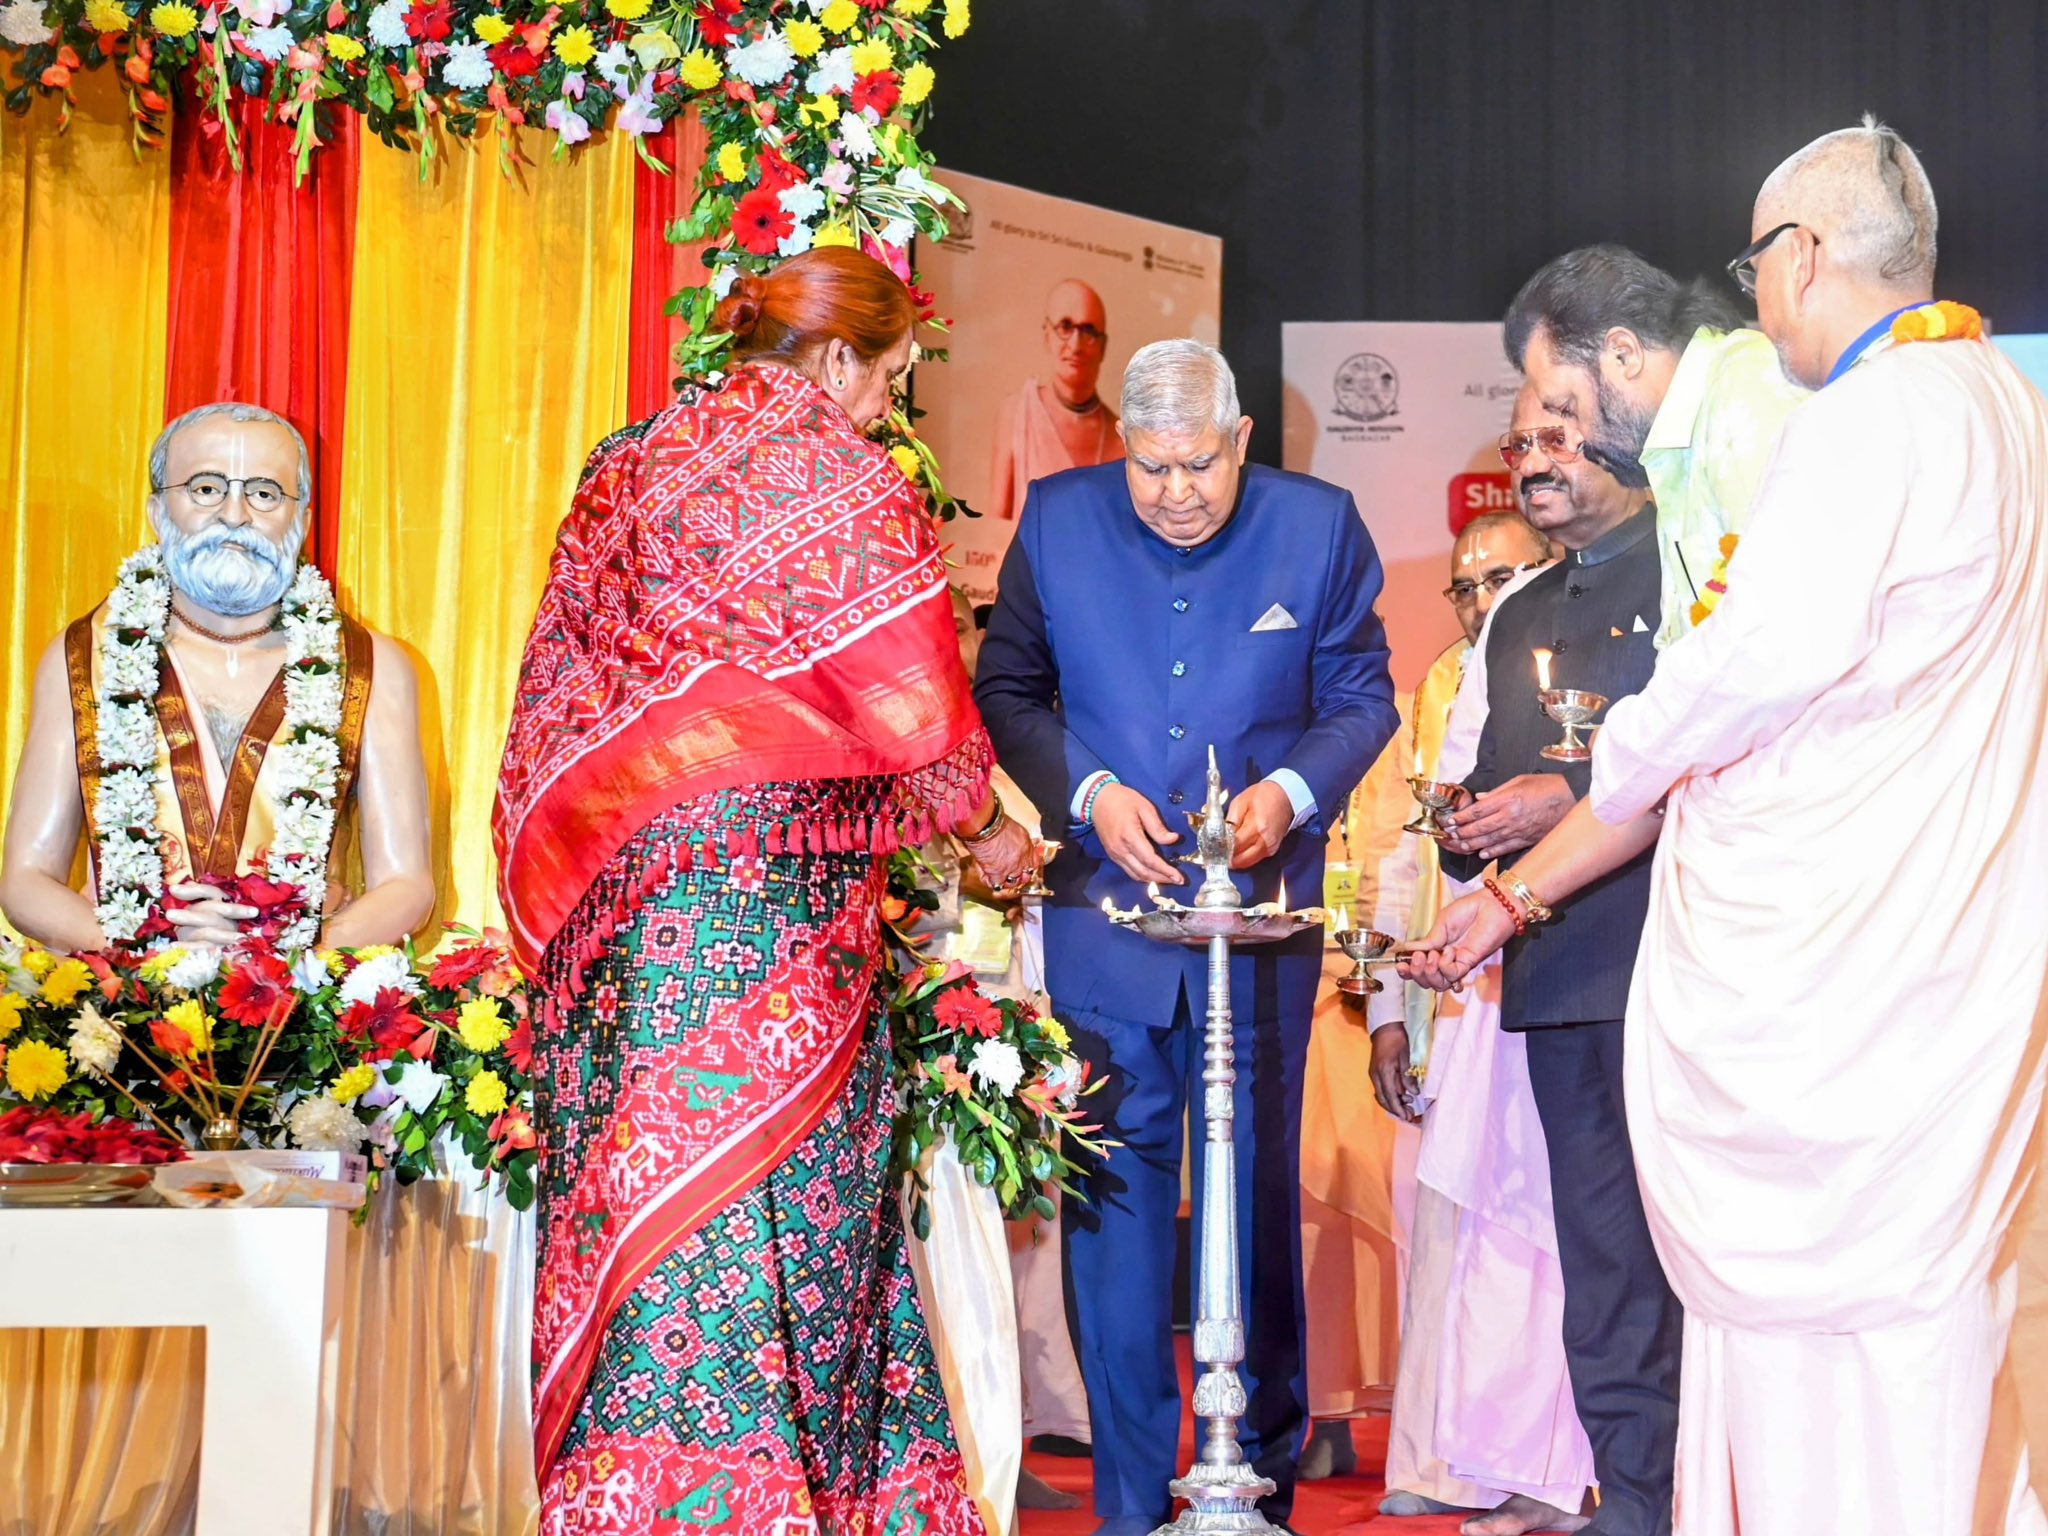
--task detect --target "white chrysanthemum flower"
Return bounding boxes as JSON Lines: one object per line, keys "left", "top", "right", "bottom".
{"left": 283, "top": 668, "right": 344, "bottom": 731}
{"left": 99, "top": 700, "right": 159, "bottom": 767}
{"left": 967, "top": 1039, "right": 1026, "bottom": 1098}
{"left": 592, "top": 41, "right": 631, "bottom": 88}
{"left": 778, "top": 180, "right": 827, "bottom": 221}
{"left": 338, "top": 951, "right": 421, "bottom": 1010}
{"left": 101, "top": 640, "right": 160, "bottom": 698}
{"left": 97, "top": 835, "right": 163, "bottom": 891}
{"left": 247, "top": 23, "right": 292, "bottom": 60}
{"left": 726, "top": 30, "right": 795, "bottom": 86}
{"left": 806, "top": 45, "right": 853, "bottom": 97}
{"left": 98, "top": 889, "right": 151, "bottom": 943}
{"left": 164, "top": 946, "right": 222, "bottom": 992}
{"left": 778, "top": 222, "right": 816, "bottom": 259}
{"left": 392, "top": 1058, "right": 447, "bottom": 1115}
{"left": 442, "top": 39, "right": 492, "bottom": 90}
{"left": 68, "top": 1004, "right": 124, "bottom": 1075}
{"left": 97, "top": 768, "right": 160, "bottom": 829}
{"left": 0, "top": 2, "right": 53, "bottom": 49}
{"left": 876, "top": 216, "right": 915, "bottom": 250}
{"left": 364, "top": 0, "right": 408, "bottom": 49}
{"left": 288, "top": 1092, "right": 365, "bottom": 1152}
{"left": 838, "top": 111, "right": 876, "bottom": 159}
{"left": 1044, "top": 1055, "right": 1085, "bottom": 1109}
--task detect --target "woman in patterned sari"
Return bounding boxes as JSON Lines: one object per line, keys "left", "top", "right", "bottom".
{"left": 496, "top": 248, "right": 1039, "bottom": 1536}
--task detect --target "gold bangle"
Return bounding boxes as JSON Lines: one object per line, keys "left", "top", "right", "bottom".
{"left": 1501, "top": 871, "right": 1555, "bottom": 925}
{"left": 960, "top": 796, "right": 1010, "bottom": 846}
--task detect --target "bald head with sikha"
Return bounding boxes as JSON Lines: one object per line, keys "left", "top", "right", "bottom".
{"left": 1740, "top": 116, "right": 1940, "bottom": 388}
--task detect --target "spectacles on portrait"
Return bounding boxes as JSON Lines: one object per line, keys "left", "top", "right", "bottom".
{"left": 1497, "top": 425, "right": 1585, "bottom": 470}
{"left": 1443, "top": 562, "right": 1545, "bottom": 607}
{"left": 1047, "top": 319, "right": 1107, "bottom": 347}
{"left": 1725, "top": 222, "right": 1816, "bottom": 297}
{"left": 152, "top": 474, "right": 300, "bottom": 513}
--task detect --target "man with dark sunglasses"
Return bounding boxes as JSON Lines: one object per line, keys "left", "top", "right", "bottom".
{"left": 1502, "top": 246, "right": 1806, "bottom": 652}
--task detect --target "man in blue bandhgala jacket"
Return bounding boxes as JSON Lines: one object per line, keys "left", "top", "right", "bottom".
{"left": 974, "top": 339, "right": 1398, "bottom": 1535}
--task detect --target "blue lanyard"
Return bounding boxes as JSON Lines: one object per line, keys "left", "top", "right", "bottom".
{"left": 1824, "top": 306, "right": 1917, "bottom": 387}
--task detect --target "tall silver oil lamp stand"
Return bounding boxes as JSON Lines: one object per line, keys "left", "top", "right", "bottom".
{"left": 1105, "top": 748, "right": 1327, "bottom": 1536}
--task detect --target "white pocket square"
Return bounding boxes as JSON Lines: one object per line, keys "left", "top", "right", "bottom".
{"left": 1250, "top": 603, "right": 1298, "bottom": 632}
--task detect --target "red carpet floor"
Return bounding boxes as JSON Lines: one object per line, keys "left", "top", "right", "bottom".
{"left": 1017, "top": 1342, "right": 1469, "bottom": 1536}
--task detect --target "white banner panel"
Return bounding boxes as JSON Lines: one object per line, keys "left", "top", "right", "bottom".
{"left": 916, "top": 171, "right": 1224, "bottom": 602}
{"left": 1282, "top": 322, "right": 1524, "bottom": 690}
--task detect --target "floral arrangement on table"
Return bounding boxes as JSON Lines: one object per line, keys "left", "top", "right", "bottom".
{"left": 0, "top": 0, "right": 975, "bottom": 509}
{"left": 0, "top": 928, "right": 538, "bottom": 1209}
{"left": 882, "top": 849, "right": 1110, "bottom": 1239}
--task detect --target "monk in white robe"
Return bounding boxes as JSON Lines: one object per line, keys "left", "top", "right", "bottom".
{"left": 1402, "top": 121, "right": 2048, "bottom": 1535}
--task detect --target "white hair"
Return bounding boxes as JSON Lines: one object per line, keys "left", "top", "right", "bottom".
{"left": 1757, "top": 114, "right": 1938, "bottom": 289}
{"left": 1119, "top": 339, "right": 1240, "bottom": 437}
{"left": 149, "top": 402, "right": 313, "bottom": 507}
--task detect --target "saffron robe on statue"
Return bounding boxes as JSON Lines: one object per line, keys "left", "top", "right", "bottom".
{"left": 1588, "top": 330, "right": 2048, "bottom": 1536}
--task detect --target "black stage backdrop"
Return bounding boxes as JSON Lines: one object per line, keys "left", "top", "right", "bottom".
{"left": 923, "top": 0, "right": 2048, "bottom": 466}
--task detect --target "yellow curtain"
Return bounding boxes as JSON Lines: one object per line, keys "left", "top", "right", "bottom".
{"left": 334, "top": 131, "right": 635, "bottom": 932}
{"left": 0, "top": 72, "right": 171, "bottom": 865}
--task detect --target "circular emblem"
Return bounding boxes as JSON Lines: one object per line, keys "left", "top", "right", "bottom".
{"left": 1333, "top": 352, "right": 1399, "bottom": 423}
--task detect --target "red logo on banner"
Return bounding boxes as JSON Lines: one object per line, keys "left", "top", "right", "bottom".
{"left": 1448, "top": 473, "right": 1518, "bottom": 536}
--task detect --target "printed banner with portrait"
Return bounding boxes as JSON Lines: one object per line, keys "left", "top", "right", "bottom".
{"left": 916, "top": 171, "right": 1224, "bottom": 601}
{"left": 1281, "top": 322, "right": 1524, "bottom": 690}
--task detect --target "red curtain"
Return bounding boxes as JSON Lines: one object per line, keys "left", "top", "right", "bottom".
{"left": 628, "top": 110, "right": 710, "bottom": 423}
{"left": 164, "top": 100, "right": 359, "bottom": 574}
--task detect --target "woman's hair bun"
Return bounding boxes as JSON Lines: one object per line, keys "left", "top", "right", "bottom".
{"left": 715, "top": 276, "right": 768, "bottom": 341}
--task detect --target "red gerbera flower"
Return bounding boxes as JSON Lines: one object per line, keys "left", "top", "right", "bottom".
{"left": 754, "top": 145, "right": 803, "bottom": 194}
{"left": 932, "top": 984, "right": 1004, "bottom": 1039}
{"left": 428, "top": 944, "right": 497, "bottom": 992}
{"left": 733, "top": 186, "right": 794, "bottom": 255}
{"left": 504, "top": 1007, "right": 534, "bottom": 1075}
{"left": 218, "top": 949, "right": 296, "bottom": 1027}
{"left": 148, "top": 1016, "right": 197, "bottom": 1057}
{"left": 850, "top": 71, "right": 900, "bottom": 116}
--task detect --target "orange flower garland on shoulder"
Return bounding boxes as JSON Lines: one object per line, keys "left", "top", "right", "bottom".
{"left": 1690, "top": 302, "right": 1983, "bottom": 630}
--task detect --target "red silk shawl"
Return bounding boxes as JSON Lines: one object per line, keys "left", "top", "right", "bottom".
{"left": 494, "top": 364, "right": 990, "bottom": 972}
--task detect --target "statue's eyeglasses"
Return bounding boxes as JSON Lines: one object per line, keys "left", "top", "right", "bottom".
{"left": 153, "top": 474, "right": 301, "bottom": 513}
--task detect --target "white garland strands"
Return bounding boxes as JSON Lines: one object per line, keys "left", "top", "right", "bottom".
{"left": 93, "top": 548, "right": 345, "bottom": 952}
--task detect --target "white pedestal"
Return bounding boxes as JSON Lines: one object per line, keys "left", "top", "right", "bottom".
{"left": 0, "top": 1206, "right": 349, "bottom": 1535}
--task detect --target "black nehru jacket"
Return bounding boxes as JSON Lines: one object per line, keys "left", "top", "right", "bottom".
{"left": 1443, "top": 502, "right": 1662, "bottom": 1031}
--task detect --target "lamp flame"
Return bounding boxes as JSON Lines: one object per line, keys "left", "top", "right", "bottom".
{"left": 1534, "top": 647, "right": 1553, "bottom": 692}
{"left": 1336, "top": 904, "right": 1351, "bottom": 932}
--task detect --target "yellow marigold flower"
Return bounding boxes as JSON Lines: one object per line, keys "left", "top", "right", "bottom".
{"left": 20, "top": 949, "right": 55, "bottom": 982}
{"left": 326, "top": 31, "right": 365, "bottom": 60}
{"left": 679, "top": 48, "right": 722, "bottom": 90}
{"left": 820, "top": 0, "right": 859, "bottom": 33}
{"left": 800, "top": 92, "right": 839, "bottom": 127}
{"left": 465, "top": 1069, "right": 509, "bottom": 1116}
{"left": 6, "top": 1039, "right": 68, "bottom": 1102}
{"left": 41, "top": 960, "right": 95, "bottom": 1009}
{"left": 85, "top": 0, "right": 130, "bottom": 32}
{"left": 0, "top": 994, "right": 27, "bottom": 1041}
{"left": 943, "top": 0, "right": 968, "bottom": 38}
{"left": 138, "top": 947, "right": 185, "bottom": 985}
{"left": 457, "top": 997, "right": 512, "bottom": 1054}
{"left": 165, "top": 998, "right": 214, "bottom": 1054}
{"left": 900, "top": 59, "right": 933, "bottom": 105}
{"left": 473, "top": 14, "right": 512, "bottom": 44}
{"left": 605, "top": 0, "right": 650, "bottom": 17}
{"left": 812, "top": 222, "right": 857, "bottom": 248}
{"left": 554, "top": 24, "right": 598, "bottom": 66}
{"left": 331, "top": 1061, "right": 378, "bottom": 1105}
{"left": 716, "top": 140, "right": 747, "bottom": 182}
{"left": 784, "top": 18, "right": 824, "bottom": 57}
{"left": 149, "top": 0, "right": 198, "bottom": 37}
{"left": 893, "top": 0, "right": 933, "bottom": 13}
{"left": 848, "top": 36, "right": 893, "bottom": 75}
{"left": 1041, "top": 1016, "right": 1071, "bottom": 1050}
{"left": 890, "top": 445, "right": 922, "bottom": 481}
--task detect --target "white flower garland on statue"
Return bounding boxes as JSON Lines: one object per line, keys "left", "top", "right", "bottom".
{"left": 93, "top": 547, "right": 345, "bottom": 953}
